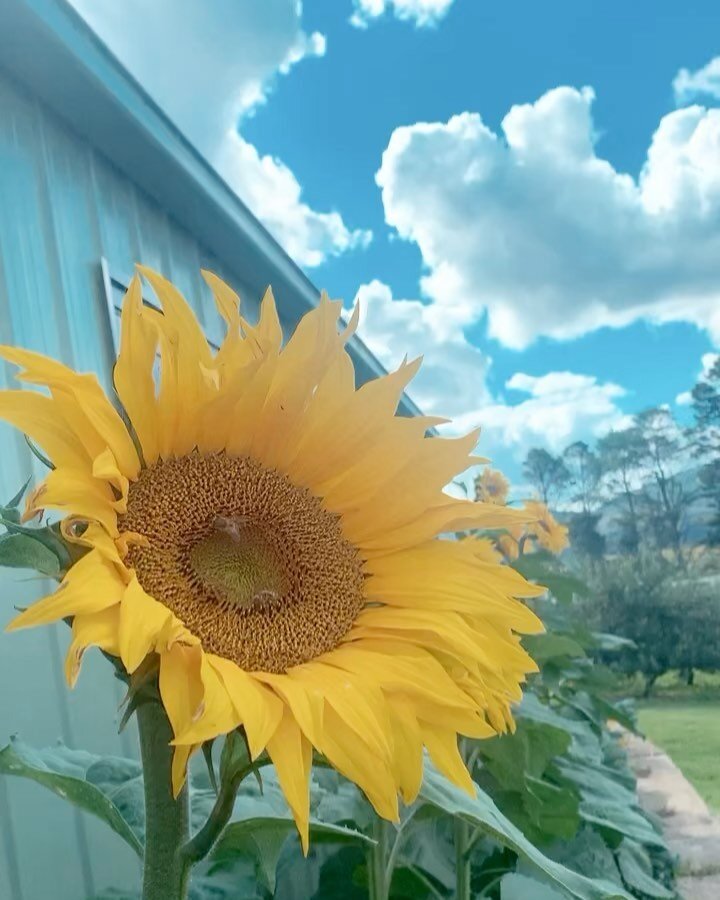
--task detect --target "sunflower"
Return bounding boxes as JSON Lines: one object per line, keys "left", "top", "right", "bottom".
{"left": 474, "top": 467, "right": 510, "bottom": 506}
{"left": 0, "top": 267, "right": 543, "bottom": 848}
{"left": 523, "top": 500, "right": 569, "bottom": 554}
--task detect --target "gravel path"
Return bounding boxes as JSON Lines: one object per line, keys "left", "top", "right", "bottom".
{"left": 624, "top": 733, "right": 720, "bottom": 900}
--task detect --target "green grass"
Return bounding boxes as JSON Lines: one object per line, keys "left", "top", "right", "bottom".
{"left": 637, "top": 696, "right": 720, "bottom": 811}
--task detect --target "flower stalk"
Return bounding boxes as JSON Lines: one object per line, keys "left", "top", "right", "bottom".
{"left": 455, "top": 817, "right": 472, "bottom": 900}
{"left": 136, "top": 700, "right": 191, "bottom": 900}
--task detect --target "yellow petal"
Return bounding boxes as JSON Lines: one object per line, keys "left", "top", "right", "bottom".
{"left": 159, "top": 640, "right": 204, "bottom": 742}
{"left": 291, "top": 357, "right": 422, "bottom": 491}
{"left": 290, "top": 663, "right": 393, "bottom": 762}
{"left": 172, "top": 744, "right": 199, "bottom": 798}
{"left": 6, "top": 549, "right": 124, "bottom": 632}
{"left": 0, "top": 345, "right": 140, "bottom": 478}
{"left": 64, "top": 606, "right": 121, "bottom": 687}
{"left": 254, "top": 671, "right": 324, "bottom": 746}
{"left": 266, "top": 708, "right": 313, "bottom": 854}
{"left": 0, "top": 390, "right": 90, "bottom": 470}
{"left": 323, "top": 642, "right": 476, "bottom": 712}
{"left": 118, "top": 575, "right": 173, "bottom": 673}
{"left": 421, "top": 722, "right": 475, "bottom": 795}
{"left": 114, "top": 275, "right": 160, "bottom": 464}
{"left": 319, "top": 705, "right": 399, "bottom": 822}
{"left": 171, "top": 655, "right": 239, "bottom": 745}
{"left": 386, "top": 696, "right": 424, "bottom": 804}
{"left": 30, "top": 467, "right": 121, "bottom": 537}
{"left": 138, "top": 266, "right": 215, "bottom": 456}
{"left": 207, "top": 656, "right": 283, "bottom": 759}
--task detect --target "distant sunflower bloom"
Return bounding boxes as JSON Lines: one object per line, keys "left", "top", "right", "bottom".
{"left": 524, "top": 500, "right": 569, "bottom": 554}
{"left": 0, "top": 267, "right": 543, "bottom": 848}
{"left": 474, "top": 467, "right": 510, "bottom": 506}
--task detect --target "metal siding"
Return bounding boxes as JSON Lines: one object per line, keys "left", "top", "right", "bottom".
{"left": 0, "top": 69, "right": 252, "bottom": 899}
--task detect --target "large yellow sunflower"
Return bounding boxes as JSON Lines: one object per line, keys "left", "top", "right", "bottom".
{"left": 0, "top": 267, "right": 543, "bottom": 848}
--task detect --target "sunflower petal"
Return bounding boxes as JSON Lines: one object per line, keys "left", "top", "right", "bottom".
{"left": 207, "top": 656, "right": 283, "bottom": 759}
{"left": 114, "top": 275, "right": 160, "bottom": 464}
{"left": 118, "top": 576, "right": 173, "bottom": 673}
{"left": 65, "top": 606, "right": 121, "bottom": 687}
{"left": 266, "top": 709, "right": 312, "bottom": 854}
{"left": 6, "top": 550, "right": 124, "bottom": 632}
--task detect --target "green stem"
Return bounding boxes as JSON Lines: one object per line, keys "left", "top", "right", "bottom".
{"left": 455, "top": 817, "right": 471, "bottom": 900}
{"left": 368, "top": 818, "right": 390, "bottom": 900}
{"left": 179, "top": 760, "right": 268, "bottom": 866}
{"left": 137, "top": 700, "right": 190, "bottom": 900}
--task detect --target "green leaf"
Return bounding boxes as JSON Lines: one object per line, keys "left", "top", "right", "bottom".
{"left": 204, "top": 768, "right": 373, "bottom": 893}
{"left": 512, "top": 552, "right": 589, "bottom": 603}
{"left": 501, "top": 873, "right": 566, "bottom": 900}
{"left": 615, "top": 839, "right": 674, "bottom": 899}
{"left": 0, "top": 531, "right": 61, "bottom": 576}
{"left": 524, "top": 633, "right": 586, "bottom": 664}
{"left": 555, "top": 759, "right": 665, "bottom": 848}
{"left": 480, "top": 721, "right": 571, "bottom": 785}
{"left": 0, "top": 738, "right": 143, "bottom": 856}
{"left": 0, "top": 515, "right": 70, "bottom": 568}
{"left": 419, "top": 761, "right": 632, "bottom": 899}
{"left": 523, "top": 775, "right": 580, "bottom": 841}
{"left": 544, "top": 828, "right": 621, "bottom": 882}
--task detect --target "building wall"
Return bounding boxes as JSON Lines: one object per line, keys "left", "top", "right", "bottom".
{"left": 0, "top": 67, "right": 264, "bottom": 899}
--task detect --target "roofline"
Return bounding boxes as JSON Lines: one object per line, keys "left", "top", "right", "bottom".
{"left": 0, "top": 0, "right": 427, "bottom": 418}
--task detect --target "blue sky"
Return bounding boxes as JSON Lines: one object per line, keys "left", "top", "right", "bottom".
{"left": 71, "top": 0, "right": 720, "bottom": 481}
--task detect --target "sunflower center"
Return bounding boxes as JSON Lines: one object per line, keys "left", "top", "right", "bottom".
{"left": 189, "top": 518, "right": 289, "bottom": 610}
{"left": 119, "top": 452, "right": 365, "bottom": 673}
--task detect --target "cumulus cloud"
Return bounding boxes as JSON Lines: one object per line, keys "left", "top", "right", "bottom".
{"left": 376, "top": 86, "right": 720, "bottom": 349}
{"left": 350, "top": 0, "right": 455, "bottom": 29}
{"left": 674, "top": 57, "right": 720, "bottom": 104}
{"left": 69, "top": 0, "right": 369, "bottom": 267}
{"left": 355, "top": 279, "right": 492, "bottom": 419}
{"left": 478, "top": 372, "right": 629, "bottom": 455}
{"left": 355, "top": 280, "right": 628, "bottom": 461}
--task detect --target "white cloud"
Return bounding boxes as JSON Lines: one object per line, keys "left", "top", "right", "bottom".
{"left": 355, "top": 279, "right": 491, "bottom": 419}
{"left": 477, "top": 372, "right": 629, "bottom": 456}
{"left": 674, "top": 57, "right": 720, "bottom": 104}
{"left": 356, "top": 280, "right": 628, "bottom": 463}
{"left": 350, "top": 0, "right": 455, "bottom": 29}
{"left": 69, "top": 0, "right": 369, "bottom": 267}
{"left": 376, "top": 86, "right": 720, "bottom": 350}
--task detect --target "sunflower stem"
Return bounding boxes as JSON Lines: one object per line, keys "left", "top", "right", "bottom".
{"left": 368, "top": 818, "right": 390, "bottom": 900}
{"left": 137, "top": 700, "right": 190, "bottom": 900}
{"left": 455, "top": 817, "right": 471, "bottom": 900}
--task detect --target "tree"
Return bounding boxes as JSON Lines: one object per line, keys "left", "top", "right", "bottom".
{"left": 522, "top": 448, "right": 569, "bottom": 504}
{"left": 591, "top": 555, "right": 720, "bottom": 695}
{"left": 635, "top": 407, "right": 691, "bottom": 563}
{"left": 597, "top": 428, "right": 645, "bottom": 553}
{"left": 691, "top": 356, "right": 720, "bottom": 544}
{"left": 562, "top": 441, "right": 601, "bottom": 513}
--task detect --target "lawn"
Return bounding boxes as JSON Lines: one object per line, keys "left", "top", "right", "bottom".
{"left": 637, "top": 697, "right": 720, "bottom": 812}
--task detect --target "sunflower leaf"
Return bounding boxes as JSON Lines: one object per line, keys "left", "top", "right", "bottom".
{"left": 0, "top": 738, "right": 144, "bottom": 857}
{"left": 500, "top": 872, "right": 567, "bottom": 900}
{"left": 203, "top": 769, "right": 374, "bottom": 892}
{"left": 419, "top": 761, "right": 632, "bottom": 900}
{"left": 0, "top": 532, "right": 61, "bottom": 576}
{"left": 0, "top": 516, "right": 70, "bottom": 568}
